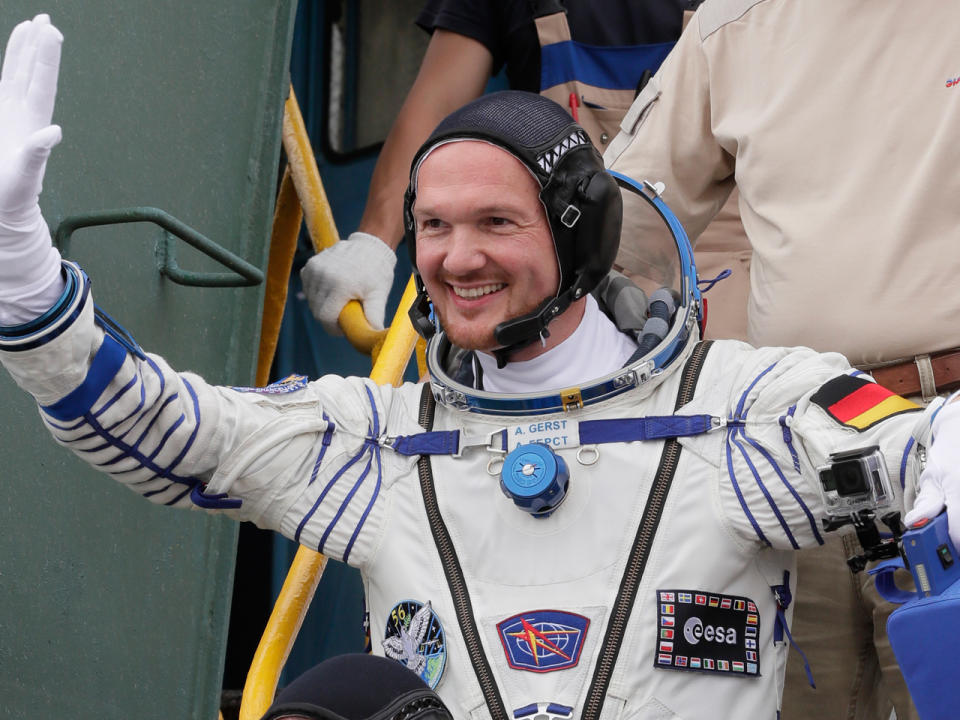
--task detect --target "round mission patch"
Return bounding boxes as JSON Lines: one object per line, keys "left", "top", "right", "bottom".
{"left": 381, "top": 599, "right": 447, "bottom": 688}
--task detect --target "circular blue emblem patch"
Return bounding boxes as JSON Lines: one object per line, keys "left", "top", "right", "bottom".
{"left": 382, "top": 599, "right": 447, "bottom": 688}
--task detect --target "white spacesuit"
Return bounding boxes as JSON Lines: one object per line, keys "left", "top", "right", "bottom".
{"left": 0, "top": 17, "right": 956, "bottom": 720}
{"left": 0, "top": 259, "right": 941, "bottom": 719}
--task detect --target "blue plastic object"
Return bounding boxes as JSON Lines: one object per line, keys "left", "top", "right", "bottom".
{"left": 887, "top": 574, "right": 960, "bottom": 719}
{"left": 886, "top": 513, "right": 960, "bottom": 719}
{"left": 500, "top": 443, "right": 570, "bottom": 517}
{"left": 901, "top": 512, "right": 960, "bottom": 597}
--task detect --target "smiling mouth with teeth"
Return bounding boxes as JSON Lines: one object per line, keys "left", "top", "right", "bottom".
{"left": 452, "top": 283, "right": 506, "bottom": 299}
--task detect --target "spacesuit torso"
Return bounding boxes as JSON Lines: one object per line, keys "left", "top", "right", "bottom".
{"left": 0, "top": 262, "right": 939, "bottom": 719}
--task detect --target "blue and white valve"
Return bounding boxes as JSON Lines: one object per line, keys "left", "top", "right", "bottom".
{"left": 500, "top": 443, "right": 570, "bottom": 518}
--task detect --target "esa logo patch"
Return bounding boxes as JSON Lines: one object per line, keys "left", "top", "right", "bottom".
{"left": 231, "top": 373, "right": 309, "bottom": 395}
{"left": 382, "top": 600, "right": 446, "bottom": 688}
{"left": 654, "top": 590, "right": 760, "bottom": 677}
{"left": 497, "top": 610, "right": 589, "bottom": 673}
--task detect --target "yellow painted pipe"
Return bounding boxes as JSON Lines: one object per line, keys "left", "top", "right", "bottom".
{"left": 368, "top": 277, "right": 419, "bottom": 386}
{"left": 256, "top": 166, "right": 304, "bottom": 387}
{"left": 281, "top": 85, "right": 389, "bottom": 357}
{"left": 238, "top": 550, "right": 327, "bottom": 720}
{"left": 239, "top": 279, "right": 419, "bottom": 720}
{"left": 281, "top": 86, "right": 338, "bottom": 254}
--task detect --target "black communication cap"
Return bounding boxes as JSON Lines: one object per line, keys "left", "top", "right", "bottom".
{"left": 260, "top": 654, "right": 452, "bottom": 720}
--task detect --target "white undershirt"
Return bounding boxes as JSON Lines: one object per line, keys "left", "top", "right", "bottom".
{"left": 476, "top": 294, "right": 638, "bottom": 394}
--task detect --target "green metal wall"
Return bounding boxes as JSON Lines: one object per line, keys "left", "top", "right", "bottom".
{"left": 0, "top": 2, "right": 297, "bottom": 718}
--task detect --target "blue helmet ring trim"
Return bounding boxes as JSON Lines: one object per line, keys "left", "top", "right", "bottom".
{"left": 606, "top": 171, "right": 702, "bottom": 312}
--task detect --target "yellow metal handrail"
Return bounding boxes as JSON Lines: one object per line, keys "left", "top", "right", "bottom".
{"left": 242, "top": 86, "right": 420, "bottom": 720}
{"left": 281, "top": 85, "right": 389, "bottom": 359}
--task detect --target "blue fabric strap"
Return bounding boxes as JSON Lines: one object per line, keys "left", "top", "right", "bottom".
{"left": 390, "top": 415, "right": 716, "bottom": 457}
{"left": 868, "top": 558, "right": 915, "bottom": 604}
{"left": 579, "top": 415, "right": 715, "bottom": 444}
{"left": 392, "top": 430, "right": 460, "bottom": 456}
{"left": 190, "top": 484, "right": 243, "bottom": 510}
{"left": 772, "top": 571, "right": 816, "bottom": 689}
{"left": 94, "top": 304, "right": 146, "bottom": 360}
{"left": 697, "top": 268, "right": 732, "bottom": 293}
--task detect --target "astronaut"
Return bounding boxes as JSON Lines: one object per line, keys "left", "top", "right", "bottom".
{"left": 1, "top": 15, "right": 959, "bottom": 720}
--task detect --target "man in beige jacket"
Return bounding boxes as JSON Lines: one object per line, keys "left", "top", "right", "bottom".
{"left": 604, "top": 1, "right": 960, "bottom": 718}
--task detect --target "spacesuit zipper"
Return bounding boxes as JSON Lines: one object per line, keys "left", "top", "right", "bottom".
{"left": 581, "top": 340, "right": 713, "bottom": 720}
{"left": 417, "top": 383, "right": 509, "bottom": 720}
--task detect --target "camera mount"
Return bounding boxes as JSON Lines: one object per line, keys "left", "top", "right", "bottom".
{"left": 822, "top": 510, "right": 907, "bottom": 572}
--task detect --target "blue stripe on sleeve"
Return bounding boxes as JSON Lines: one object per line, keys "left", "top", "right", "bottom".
{"left": 365, "top": 385, "right": 381, "bottom": 437}
{"left": 739, "top": 430, "right": 824, "bottom": 545}
{"left": 42, "top": 334, "right": 128, "bottom": 421}
{"left": 778, "top": 404, "right": 801, "bottom": 473}
{"left": 726, "top": 428, "right": 770, "bottom": 546}
{"left": 143, "top": 482, "right": 173, "bottom": 498}
{"left": 733, "top": 361, "right": 779, "bottom": 421}
{"left": 342, "top": 389, "right": 385, "bottom": 563}
{"left": 145, "top": 413, "right": 187, "bottom": 463}
{"left": 130, "top": 394, "right": 179, "bottom": 450}
{"left": 144, "top": 355, "right": 166, "bottom": 395}
{"left": 319, "top": 452, "right": 374, "bottom": 555}
{"left": 295, "top": 443, "right": 368, "bottom": 545}
{"left": 164, "top": 378, "right": 202, "bottom": 478}
{"left": 104, "top": 379, "right": 147, "bottom": 433}
{"left": 307, "top": 413, "right": 334, "bottom": 486}
{"left": 899, "top": 436, "right": 915, "bottom": 490}
{"left": 165, "top": 485, "right": 193, "bottom": 507}
{"left": 93, "top": 372, "right": 138, "bottom": 420}
{"left": 44, "top": 416, "right": 88, "bottom": 432}
{"left": 73, "top": 408, "right": 196, "bottom": 484}
{"left": 297, "top": 386, "right": 384, "bottom": 558}
{"left": 344, "top": 443, "right": 382, "bottom": 565}
{"left": 731, "top": 428, "right": 799, "bottom": 549}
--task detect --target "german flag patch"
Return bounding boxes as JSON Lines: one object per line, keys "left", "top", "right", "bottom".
{"left": 811, "top": 375, "right": 920, "bottom": 431}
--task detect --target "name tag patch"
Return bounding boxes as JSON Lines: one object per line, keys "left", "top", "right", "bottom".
{"left": 507, "top": 419, "right": 580, "bottom": 452}
{"left": 497, "top": 609, "right": 589, "bottom": 672}
{"left": 653, "top": 590, "right": 760, "bottom": 677}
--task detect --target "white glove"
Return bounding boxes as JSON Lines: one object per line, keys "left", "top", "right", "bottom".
{"left": 0, "top": 14, "right": 65, "bottom": 326}
{"left": 300, "top": 231, "right": 397, "bottom": 336}
{"left": 904, "top": 397, "right": 960, "bottom": 551}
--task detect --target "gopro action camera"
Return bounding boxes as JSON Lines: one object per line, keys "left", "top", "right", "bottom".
{"left": 818, "top": 445, "right": 893, "bottom": 520}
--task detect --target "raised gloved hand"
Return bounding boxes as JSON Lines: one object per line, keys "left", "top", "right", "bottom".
{"left": 300, "top": 231, "right": 397, "bottom": 336}
{"left": 0, "top": 14, "right": 65, "bottom": 326}
{"left": 904, "top": 397, "right": 960, "bottom": 551}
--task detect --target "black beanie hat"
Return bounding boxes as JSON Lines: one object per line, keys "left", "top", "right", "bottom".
{"left": 260, "top": 654, "right": 452, "bottom": 720}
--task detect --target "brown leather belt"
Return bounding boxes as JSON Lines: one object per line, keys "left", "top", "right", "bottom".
{"left": 865, "top": 347, "right": 960, "bottom": 398}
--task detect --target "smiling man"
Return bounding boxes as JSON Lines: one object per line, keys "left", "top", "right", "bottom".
{"left": 414, "top": 140, "right": 570, "bottom": 355}
{"left": 1, "top": 16, "right": 959, "bottom": 720}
